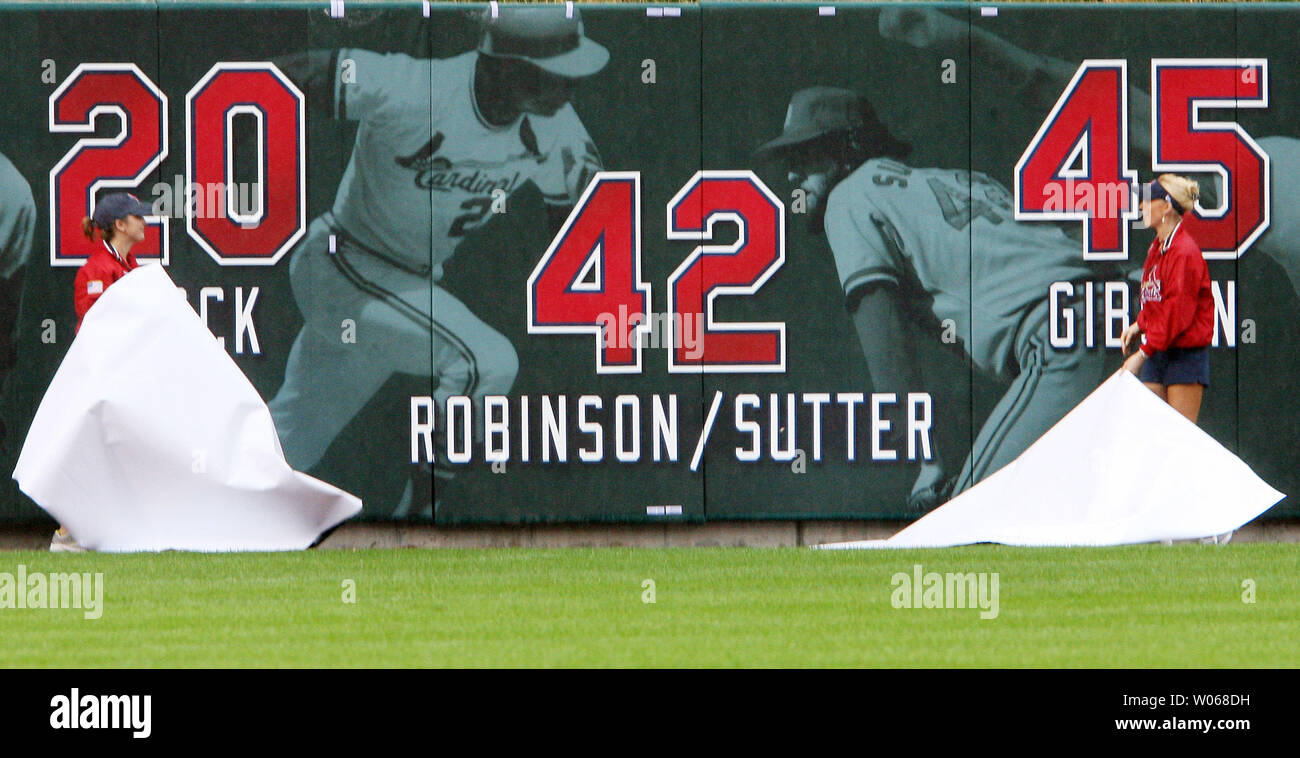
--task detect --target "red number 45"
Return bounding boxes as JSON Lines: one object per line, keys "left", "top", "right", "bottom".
{"left": 1016, "top": 59, "right": 1269, "bottom": 260}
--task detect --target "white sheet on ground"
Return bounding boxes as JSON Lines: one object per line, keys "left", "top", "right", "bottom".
{"left": 13, "top": 264, "right": 361, "bottom": 551}
{"left": 819, "top": 370, "right": 1284, "bottom": 549}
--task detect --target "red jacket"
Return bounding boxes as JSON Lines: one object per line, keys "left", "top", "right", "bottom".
{"left": 1137, "top": 224, "right": 1213, "bottom": 355}
{"left": 74, "top": 241, "right": 137, "bottom": 332}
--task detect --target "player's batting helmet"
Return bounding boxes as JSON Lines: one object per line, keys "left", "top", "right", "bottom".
{"left": 479, "top": 5, "right": 610, "bottom": 79}
{"left": 755, "top": 86, "right": 911, "bottom": 159}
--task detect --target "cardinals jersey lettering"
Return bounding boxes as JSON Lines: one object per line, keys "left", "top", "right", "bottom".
{"left": 825, "top": 158, "right": 1097, "bottom": 378}
{"left": 331, "top": 50, "right": 600, "bottom": 279}
{"left": 1140, "top": 271, "right": 1161, "bottom": 305}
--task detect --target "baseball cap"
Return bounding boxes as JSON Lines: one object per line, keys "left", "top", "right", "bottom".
{"left": 755, "top": 86, "right": 910, "bottom": 158}
{"left": 92, "top": 192, "right": 153, "bottom": 230}
{"left": 478, "top": 5, "right": 609, "bottom": 79}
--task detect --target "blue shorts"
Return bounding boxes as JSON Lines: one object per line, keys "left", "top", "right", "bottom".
{"left": 1138, "top": 346, "right": 1210, "bottom": 387}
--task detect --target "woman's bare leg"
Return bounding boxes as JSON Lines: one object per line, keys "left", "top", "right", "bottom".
{"left": 1165, "top": 383, "right": 1205, "bottom": 424}
{"left": 1142, "top": 382, "right": 1168, "bottom": 402}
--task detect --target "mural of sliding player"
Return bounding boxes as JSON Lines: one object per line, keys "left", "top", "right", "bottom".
{"left": 756, "top": 87, "right": 1112, "bottom": 510}
{"left": 268, "top": 5, "right": 607, "bottom": 517}
{"left": 878, "top": 5, "right": 1300, "bottom": 298}
{"left": 0, "top": 152, "right": 35, "bottom": 461}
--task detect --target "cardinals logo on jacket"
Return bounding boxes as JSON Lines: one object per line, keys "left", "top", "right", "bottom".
{"left": 1141, "top": 277, "right": 1162, "bottom": 305}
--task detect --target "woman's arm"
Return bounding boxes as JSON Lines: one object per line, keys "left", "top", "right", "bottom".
{"left": 1122, "top": 349, "right": 1147, "bottom": 375}
{"left": 1120, "top": 320, "right": 1142, "bottom": 357}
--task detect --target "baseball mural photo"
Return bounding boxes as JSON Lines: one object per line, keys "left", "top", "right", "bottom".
{"left": 0, "top": 1, "right": 1296, "bottom": 531}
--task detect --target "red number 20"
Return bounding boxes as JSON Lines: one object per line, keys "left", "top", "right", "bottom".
{"left": 49, "top": 62, "right": 305, "bottom": 267}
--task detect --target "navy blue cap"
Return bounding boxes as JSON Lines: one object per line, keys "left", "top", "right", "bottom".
{"left": 92, "top": 192, "right": 153, "bottom": 230}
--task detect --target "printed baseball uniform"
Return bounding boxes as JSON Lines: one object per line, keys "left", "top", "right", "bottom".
{"left": 0, "top": 153, "right": 35, "bottom": 282}
{"left": 269, "top": 49, "right": 600, "bottom": 472}
{"left": 825, "top": 158, "right": 1109, "bottom": 492}
{"left": 1246, "top": 135, "right": 1300, "bottom": 299}
{"left": 0, "top": 153, "right": 35, "bottom": 458}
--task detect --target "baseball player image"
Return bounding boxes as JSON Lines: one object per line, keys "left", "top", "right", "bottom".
{"left": 0, "top": 151, "right": 35, "bottom": 481}
{"left": 0, "top": 153, "right": 34, "bottom": 296}
{"left": 877, "top": 6, "right": 1300, "bottom": 302}
{"left": 757, "top": 88, "right": 1112, "bottom": 511}
{"left": 267, "top": 5, "right": 607, "bottom": 517}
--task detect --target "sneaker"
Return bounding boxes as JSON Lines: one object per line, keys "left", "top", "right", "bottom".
{"left": 1198, "top": 530, "right": 1235, "bottom": 545}
{"left": 49, "top": 527, "right": 86, "bottom": 553}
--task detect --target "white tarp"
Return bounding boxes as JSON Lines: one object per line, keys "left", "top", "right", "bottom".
{"left": 13, "top": 264, "right": 361, "bottom": 552}
{"left": 819, "top": 370, "right": 1284, "bottom": 549}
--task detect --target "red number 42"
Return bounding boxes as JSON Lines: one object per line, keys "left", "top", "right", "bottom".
{"left": 528, "top": 171, "right": 786, "bottom": 374}
{"left": 1016, "top": 59, "right": 1269, "bottom": 260}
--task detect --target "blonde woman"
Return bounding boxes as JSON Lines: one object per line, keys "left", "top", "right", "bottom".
{"left": 1121, "top": 175, "right": 1213, "bottom": 424}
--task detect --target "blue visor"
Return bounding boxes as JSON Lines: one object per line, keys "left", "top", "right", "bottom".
{"left": 1143, "top": 180, "right": 1184, "bottom": 215}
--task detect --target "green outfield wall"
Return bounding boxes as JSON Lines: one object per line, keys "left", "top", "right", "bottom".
{"left": 1, "top": 2, "right": 1295, "bottom": 524}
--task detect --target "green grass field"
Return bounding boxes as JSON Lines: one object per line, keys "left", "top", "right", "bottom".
{"left": 1, "top": 544, "right": 1296, "bottom": 667}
